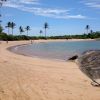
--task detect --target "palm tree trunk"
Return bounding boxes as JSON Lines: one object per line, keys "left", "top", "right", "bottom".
{"left": 8, "top": 28, "right": 9, "bottom": 35}
{"left": 87, "top": 29, "right": 88, "bottom": 34}
{"left": 27, "top": 30, "right": 28, "bottom": 36}
{"left": 45, "top": 28, "right": 46, "bottom": 39}
{"left": 12, "top": 28, "right": 13, "bottom": 35}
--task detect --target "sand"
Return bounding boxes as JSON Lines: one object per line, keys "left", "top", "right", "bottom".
{"left": 0, "top": 40, "right": 100, "bottom": 100}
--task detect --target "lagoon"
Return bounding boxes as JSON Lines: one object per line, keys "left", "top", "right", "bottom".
{"left": 11, "top": 40, "right": 100, "bottom": 61}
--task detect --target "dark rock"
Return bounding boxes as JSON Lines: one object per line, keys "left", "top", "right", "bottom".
{"left": 68, "top": 55, "right": 78, "bottom": 60}
{"left": 78, "top": 50, "right": 100, "bottom": 86}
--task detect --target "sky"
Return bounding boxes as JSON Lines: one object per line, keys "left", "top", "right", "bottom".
{"left": 1, "top": 0, "right": 100, "bottom": 36}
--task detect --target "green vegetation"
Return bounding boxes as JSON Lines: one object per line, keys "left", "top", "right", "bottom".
{"left": 0, "top": 31, "right": 100, "bottom": 41}
{"left": 48, "top": 32, "right": 100, "bottom": 39}
{"left": 0, "top": 21, "right": 100, "bottom": 41}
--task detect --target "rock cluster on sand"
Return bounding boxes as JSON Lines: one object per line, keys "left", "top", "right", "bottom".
{"left": 78, "top": 50, "right": 100, "bottom": 86}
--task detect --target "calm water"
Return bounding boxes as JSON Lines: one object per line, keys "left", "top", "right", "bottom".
{"left": 11, "top": 40, "right": 100, "bottom": 61}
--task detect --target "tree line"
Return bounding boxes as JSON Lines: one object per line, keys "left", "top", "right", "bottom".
{"left": 0, "top": 21, "right": 49, "bottom": 40}
{"left": 0, "top": 28, "right": 100, "bottom": 41}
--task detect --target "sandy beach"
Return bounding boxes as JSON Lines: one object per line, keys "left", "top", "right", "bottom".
{"left": 0, "top": 40, "right": 100, "bottom": 100}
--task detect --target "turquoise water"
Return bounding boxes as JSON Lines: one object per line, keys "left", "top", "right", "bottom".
{"left": 12, "top": 40, "right": 100, "bottom": 61}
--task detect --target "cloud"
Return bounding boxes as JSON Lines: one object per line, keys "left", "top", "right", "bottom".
{"left": 20, "top": 0, "right": 40, "bottom": 5}
{"left": 4, "top": 1, "right": 23, "bottom": 8}
{"left": 3, "top": 0, "right": 86, "bottom": 19}
{"left": 82, "top": 0, "right": 100, "bottom": 9}
{"left": 59, "top": 15, "right": 86, "bottom": 19}
{"left": 20, "top": 7, "right": 86, "bottom": 19}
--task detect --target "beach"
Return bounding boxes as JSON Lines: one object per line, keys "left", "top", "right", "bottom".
{"left": 0, "top": 40, "right": 100, "bottom": 100}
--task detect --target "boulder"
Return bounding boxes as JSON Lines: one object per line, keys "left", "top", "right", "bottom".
{"left": 68, "top": 55, "right": 78, "bottom": 60}
{"left": 78, "top": 50, "right": 100, "bottom": 86}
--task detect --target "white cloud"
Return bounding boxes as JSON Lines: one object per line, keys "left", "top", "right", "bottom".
{"left": 82, "top": 0, "right": 100, "bottom": 9}
{"left": 3, "top": 0, "right": 86, "bottom": 19}
{"left": 60, "top": 15, "right": 86, "bottom": 19}
{"left": 20, "top": 7, "right": 86, "bottom": 19}
{"left": 4, "top": 1, "right": 23, "bottom": 8}
{"left": 20, "top": 0, "right": 39, "bottom": 5}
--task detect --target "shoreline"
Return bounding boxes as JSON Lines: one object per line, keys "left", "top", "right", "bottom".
{"left": 7, "top": 39, "right": 96, "bottom": 62}
{"left": 0, "top": 40, "right": 100, "bottom": 100}
{"left": 32, "top": 39, "right": 95, "bottom": 43}
{"left": 7, "top": 45, "right": 66, "bottom": 63}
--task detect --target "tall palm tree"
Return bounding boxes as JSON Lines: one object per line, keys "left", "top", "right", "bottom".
{"left": 5, "top": 22, "right": 11, "bottom": 35}
{"left": 90, "top": 30, "right": 93, "bottom": 34}
{"left": 0, "top": 25, "right": 3, "bottom": 33}
{"left": 44, "top": 22, "right": 48, "bottom": 39}
{"left": 25, "top": 26, "right": 30, "bottom": 36}
{"left": 19, "top": 26, "right": 24, "bottom": 35}
{"left": 39, "top": 30, "right": 43, "bottom": 36}
{"left": 11, "top": 22, "right": 16, "bottom": 35}
{"left": 85, "top": 25, "right": 90, "bottom": 34}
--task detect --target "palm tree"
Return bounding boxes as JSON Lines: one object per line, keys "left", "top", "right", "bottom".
{"left": 11, "top": 22, "right": 16, "bottom": 35}
{"left": 0, "top": 25, "right": 3, "bottom": 33}
{"left": 44, "top": 22, "right": 48, "bottom": 39}
{"left": 85, "top": 25, "right": 90, "bottom": 34}
{"left": 5, "top": 22, "right": 11, "bottom": 35}
{"left": 25, "top": 26, "right": 30, "bottom": 36}
{"left": 19, "top": 26, "right": 24, "bottom": 35}
{"left": 90, "top": 30, "right": 93, "bottom": 34}
{"left": 39, "top": 30, "right": 43, "bottom": 36}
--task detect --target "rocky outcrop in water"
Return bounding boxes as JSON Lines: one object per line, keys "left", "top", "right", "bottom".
{"left": 78, "top": 50, "right": 100, "bottom": 86}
